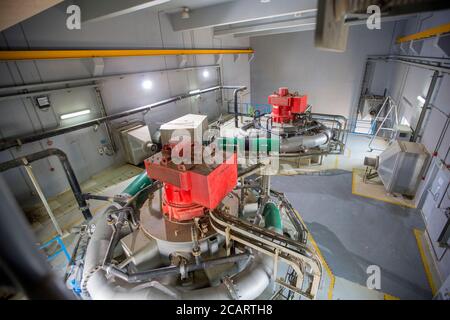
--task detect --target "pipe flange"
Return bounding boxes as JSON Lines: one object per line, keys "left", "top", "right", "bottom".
{"left": 222, "top": 276, "right": 240, "bottom": 300}
{"left": 264, "top": 199, "right": 278, "bottom": 207}
{"left": 192, "top": 247, "right": 201, "bottom": 257}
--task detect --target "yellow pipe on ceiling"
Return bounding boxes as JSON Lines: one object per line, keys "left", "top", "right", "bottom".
{"left": 0, "top": 48, "right": 254, "bottom": 61}
{"left": 396, "top": 22, "right": 450, "bottom": 44}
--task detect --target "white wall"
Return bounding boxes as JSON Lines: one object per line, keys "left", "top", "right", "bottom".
{"left": 369, "top": 10, "right": 450, "bottom": 163}
{"left": 0, "top": 2, "right": 250, "bottom": 207}
{"left": 249, "top": 23, "right": 397, "bottom": 118}
{"left": 365, "top": 10, "right": 450, "bottom": 285}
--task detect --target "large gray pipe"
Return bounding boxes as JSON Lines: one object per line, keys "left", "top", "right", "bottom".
{"left": 236, "top": 121, "right": 332, "bottom": 153}
{"left": 82, "top": 206, "right": 274, "bottom": 300}
{"left": 280, "top": 130, "right": 332, "bottom": 153}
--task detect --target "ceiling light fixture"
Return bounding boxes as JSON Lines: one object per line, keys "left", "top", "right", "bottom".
{"left": 417, "top": 96, "right": 426, "bottom": 105}
{"left": 142, "top": 79, "right": 153, "bottom": 90}
{"left": 181, "top": 7, "right": 190, "bottom": 19}
{"left": 202, "top": 70, "right": 210, "bottom": 78}
{"left": 60, "top": 109, "right": 91, "bottom": 120}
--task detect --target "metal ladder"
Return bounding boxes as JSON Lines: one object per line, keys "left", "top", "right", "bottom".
{"left": 368, "top": 96, "right": 399, "bottom": 152}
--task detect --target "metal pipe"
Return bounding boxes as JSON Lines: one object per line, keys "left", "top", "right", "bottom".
{"left": 209, "top": 210, "right": 321, "bottom": 299}
{"left": 94, "top": 87, "right": 116, "bottom": 153}
{"left": 0, "top": 65, "right": 221, "bottom": 95}
{"left": 279, "top": 130, "right": 332, "bottom": 153}
{"left": 0, "top": 84, "right": 98, "bottom": 102}
{"left": 23, "top": 162, "right": 63, "bottom": 236}
{"left": 82, "top": 193, "right": 127, "bottom": 204}
{"left": 0, "top": 85, "right": 246, "bottom": 152}
{"left": 105, "top": 265, "right": 178, "bottom": 282}
{"left": 233, "top": 87, "right": 247, "bottom": 127}
{"left": 230, "top": 112, "right": 344, "bottom": 154}
{"left": 105, "top": 253, "right": 250, "bottom": 283}
{"left": 102, "top": 209, "right": 128, "bottom": 266}
{"left": 412, "top": 70, "right": 440, "bottom": 142}
{"left": 0, "top": 65, "right": 222, "bottom": 103}
{"left": 222, "top": 127, "right": 334, "bottom": 154}
{"left": 368, "top": 54, "right": 450, "bottom": 64}
{"left": 0, "top": 148, "right": 92, "bottom": 220}
{"left": 368, "top": 56, "right": 450, "bottom": 74}
{"left": 0, "top": 176, "right": 72, "bottom": 300}
{"left": 83, "top": 206, "right": 275, "bottom": 300}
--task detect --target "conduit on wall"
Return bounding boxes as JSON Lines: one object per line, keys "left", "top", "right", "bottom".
{"left": 0, "top": 85, "right": 247, "bottom": 151}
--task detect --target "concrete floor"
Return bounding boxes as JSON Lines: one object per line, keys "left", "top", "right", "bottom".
{"left": 270, "top": 134, "right": 431, "bottom": 300}
{"left": 271, "top": 173, "right": 430, "bottom": 300}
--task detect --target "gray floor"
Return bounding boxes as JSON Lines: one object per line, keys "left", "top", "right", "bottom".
{"left": 271, "top": 172, "right": 431, "bottom": 300}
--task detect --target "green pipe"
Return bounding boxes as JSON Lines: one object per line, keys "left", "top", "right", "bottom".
{"left": 121, "top": 171, "right": 153, "bottom": 197}
{"left": 262, "top": 202, "right": 282, "bottom": 233}
{"left": 217, "top": 137, "right": 280, "bottom": 153}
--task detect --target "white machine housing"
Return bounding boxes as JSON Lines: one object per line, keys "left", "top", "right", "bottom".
{"left": 377, "top": 140, "right": 429, "bottom": 196}
{"left": 119, "top": 124, "right": 157, "bottom": 165}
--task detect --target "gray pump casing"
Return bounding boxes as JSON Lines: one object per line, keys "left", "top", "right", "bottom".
{"left": 377, "top": 140, "right": 429, "bottom": 196}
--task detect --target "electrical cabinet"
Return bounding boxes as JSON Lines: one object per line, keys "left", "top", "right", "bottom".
{"left": 422, "top": 160, "right": 450, "bottom": 282}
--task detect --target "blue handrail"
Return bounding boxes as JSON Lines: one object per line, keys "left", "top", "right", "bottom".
{"left": 39, "top": 235, "right": 71, "bottom": 263}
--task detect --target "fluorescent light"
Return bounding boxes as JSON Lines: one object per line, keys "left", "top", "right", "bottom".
{"left": 189, "top": 89, "right": 201, "bottom": 95}
{"left": 60, "top": 109, "right": 90, "bottom": 120}
{"left": 142, "top": 80, "right": 153, "bottom": 90}
{"left": 202, "top": 70, "right": 210, "bottom": 78}
{"left": 417, "top": 96, "right": 426, "bottom": 104}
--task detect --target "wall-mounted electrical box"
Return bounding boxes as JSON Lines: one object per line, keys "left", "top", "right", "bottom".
{"left": 394, "top": 124, "right": 412, "bottom": 141}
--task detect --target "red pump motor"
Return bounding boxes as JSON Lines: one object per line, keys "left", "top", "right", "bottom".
{"left": 268, "top": 87, "right": 308, "bottom": 123}
{"left": 144, "top": 143, "right": 237, "bottom": 221}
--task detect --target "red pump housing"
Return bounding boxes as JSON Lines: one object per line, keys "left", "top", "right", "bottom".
{"left": 144, "top": 145, "right": 237, "bottom": 221}
{"left": 268, "top": 87, "right": 308, "bottom": 123}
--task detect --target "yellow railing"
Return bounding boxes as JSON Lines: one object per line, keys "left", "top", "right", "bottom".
{"left": 397, "top": 22, "right": 450, "bottom": 43}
